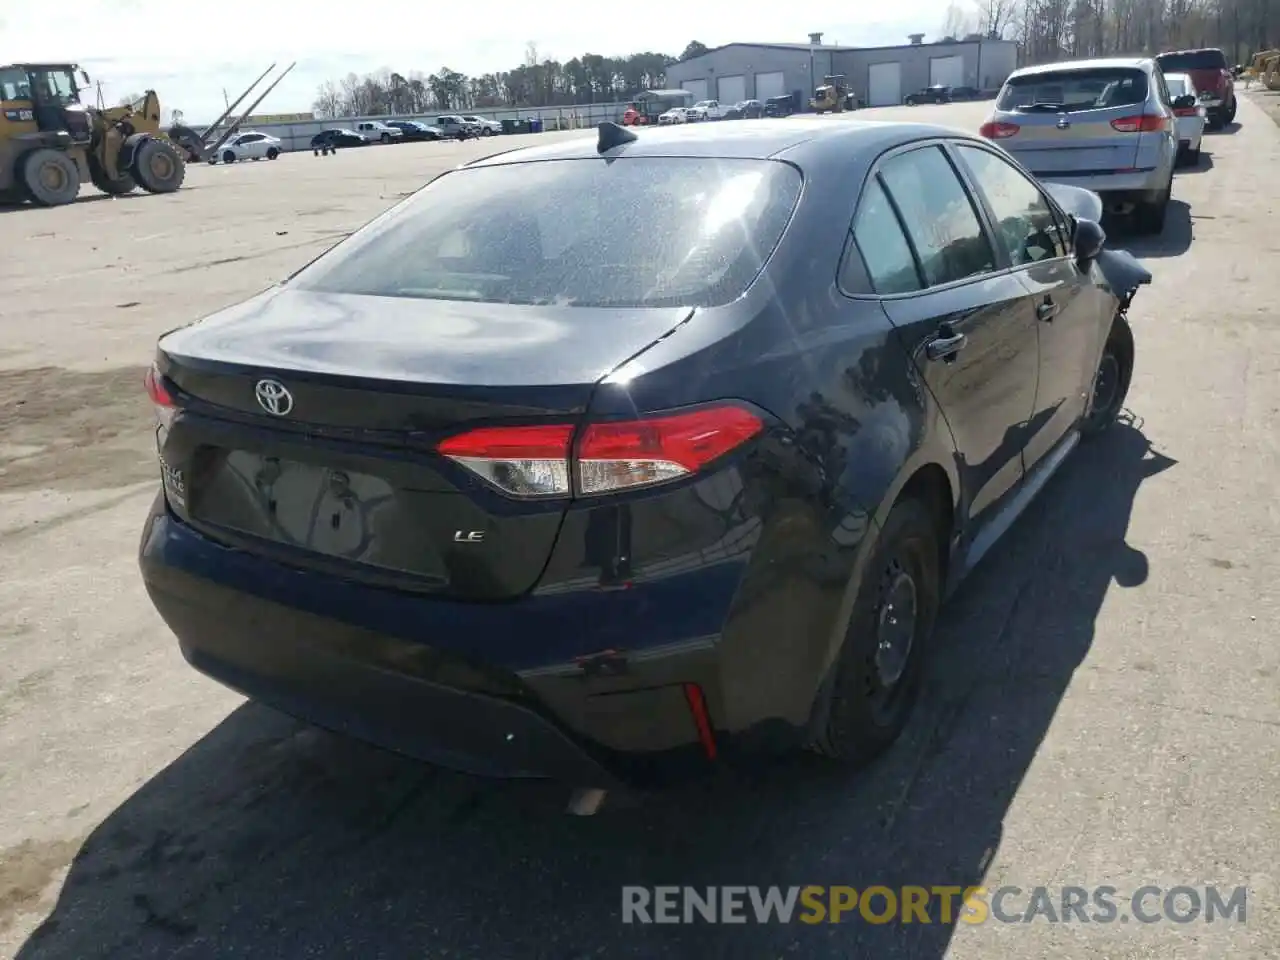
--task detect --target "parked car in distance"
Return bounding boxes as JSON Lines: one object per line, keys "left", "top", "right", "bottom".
{"left": 950, "top": 85, "right": 982, "bottom": 100}
{"left": 216, "top": 130, "right": 282, "bottom": 163}
{"left": 688, "top": 99, "right": 730, "bottom": 120}
{"left": 310, "top": 129, "right": 366, "bottom": 154}
{"left": 460, "top": 114, "right": 503, "bottom": 136}
{"left": 657, "top": 107, "right": 688, "bottom": 124}
{"left": 764, "top": 94, "right": 796, "bottom": 117}
{"left": 433, "top": 115, "right": 481, "bottom": 139}
{"left": 980, "top": 57, "right": 1182, "bottom": 233}
{"left": 905, "top": 85, "right": 953, "bottom": 105}
{"left": 725, "top": 99, "right": 765, "bottom": 120}
{"left": 139, "top": 118, "right": 1150, "bottom": 792}
{"left": 354, "top": 120, "right": 404, "bottom": 143}
{"left": 385, "top": 120, "right": 443, "bottom": 141}
{"left": 1162, "top": 72, "right": 1206, "bottom": 164}
{"left": 1155, "top": 47, "right": 1237, "bottom": 128}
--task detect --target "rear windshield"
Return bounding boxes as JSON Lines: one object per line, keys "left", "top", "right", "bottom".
{"left": 998, "top": 68, "right": 1149, "bottom": 112}
{"left": 1164, "top": 74, "right": 1189, "bottom": 96}
{"left": 291, "top": 157, "right": 802, "bottom": 309}
{"left": 1156, "top": 50, "right": 1227, "bottom": 71}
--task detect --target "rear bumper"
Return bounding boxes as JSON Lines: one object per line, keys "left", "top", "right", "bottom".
{"left": 1032, "top": 168, "right": 1167, "bottom": 196}
{"left": 139, "top": 496, "right": 745, "bottom": 786}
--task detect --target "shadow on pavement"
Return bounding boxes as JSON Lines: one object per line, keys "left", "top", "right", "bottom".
{"left": 18, "top": 420, "right": 1176, "bottom": 960}
{"left": 1177, "top": 151, "right": 1215, "bottom": 174}
{"left": 1205, "top": 120, "right": 1241, "bottom": 135}
{"left": 1106, "top": 200, "right": 1194, "bottom": 258}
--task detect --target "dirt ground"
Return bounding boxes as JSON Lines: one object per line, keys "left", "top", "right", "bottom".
{"left": 1, "top": 105, "right": 1278, "bottom": 960}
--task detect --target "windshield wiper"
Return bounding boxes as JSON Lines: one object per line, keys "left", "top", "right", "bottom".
{"left": 1016, "top": 102, "right": 1068, "bottom": 112}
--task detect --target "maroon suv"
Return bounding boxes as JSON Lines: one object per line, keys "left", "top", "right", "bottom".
{"left": 1155, "top": 48, "right": 1238, "bottom": 128}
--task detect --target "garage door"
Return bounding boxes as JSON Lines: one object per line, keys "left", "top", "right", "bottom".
{"left": 868, "top": 62, "right": 902, "bottom": 106}
{"left": 930, "top": 55, "right": 965, "bottom": 88}
{"left": 682, "top": 78, "right": 709, "bottom": 101}
{"left": 754, "top": 71, "right": 786, "bottom": 100}
{"left": 717, "top": 74, "right": 746, "bottom": 104}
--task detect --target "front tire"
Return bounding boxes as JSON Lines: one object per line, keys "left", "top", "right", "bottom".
{"left": 1081, "top": 314, "right": 1135, "bottom": 438}
{"left": 267, "top": 147, "right": 279, "bottom": 159}
{"left": 810, "top": 497, "right": 940, "bottom": 767}
{"left": 132, "top": 139, "right": 186, "bottom": 194}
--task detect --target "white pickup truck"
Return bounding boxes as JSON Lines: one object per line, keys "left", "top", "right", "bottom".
{"left": 687, "top": 99, "right": 731, "bottom": 121}
{"left": 354, "top": 120, "right": 404, "bottom": 143}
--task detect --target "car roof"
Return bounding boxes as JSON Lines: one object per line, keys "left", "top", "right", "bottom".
{"left": 465, "top": 119, "right": 987, "bottom": 166}
{"left": 1009, "top": 57, "right": 1153, "bottom": 79}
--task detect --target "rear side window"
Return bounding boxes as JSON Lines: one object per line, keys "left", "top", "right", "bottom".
{"left": 877, "top": 146, "right": 995, "bottom": 288}
{"left": 849, "top": 179, "right": 920, "bottom": 295}
{"left": 998, "top": 68, "right": 1149, "bottom": 112}
{"left": 1164, "top": 74, "right": 1189, "bottom": 96}
{"left": 1157, "top": 50, "right": 1227, "bottom": 72}
{"left": 292, "top": 157, "right": 802, "bottom": 309}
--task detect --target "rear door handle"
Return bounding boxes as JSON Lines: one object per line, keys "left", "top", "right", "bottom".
{"left": 925, "top": 331, "right": 968, "bottom": 362}
{"left": 1036, "top": 298, "right": 1060, "bottom": 322}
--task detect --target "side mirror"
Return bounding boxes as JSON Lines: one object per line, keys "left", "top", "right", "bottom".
{"left": 1074, "top": 216, "right": 1106, "bottom": 264}
{"left": 1172, "top": 93, "right": 1197, "bottom": 110}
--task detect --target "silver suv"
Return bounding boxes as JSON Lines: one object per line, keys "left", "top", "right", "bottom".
{"left": 980, "top": 57, "right": 1187, "bottom": 234}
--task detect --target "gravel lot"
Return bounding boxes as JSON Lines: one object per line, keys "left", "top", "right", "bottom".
{"left": 1, "top": 100, "right": 1277, "bottom": 959}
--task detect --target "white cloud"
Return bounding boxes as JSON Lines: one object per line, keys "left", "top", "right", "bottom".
{"left": 4, "top": 0, "right": 955, "bottom": 121}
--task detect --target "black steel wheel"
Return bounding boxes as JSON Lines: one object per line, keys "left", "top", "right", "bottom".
{"left": 810, "top": 497, "right": 941, "bottom": 766}
{"left": 1081, "top": 315, "right": 1135, "bottom": 438}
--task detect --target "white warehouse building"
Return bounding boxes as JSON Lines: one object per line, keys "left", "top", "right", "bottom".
{"left": 664, "top": 35, "right": 1018, "bottom": 108}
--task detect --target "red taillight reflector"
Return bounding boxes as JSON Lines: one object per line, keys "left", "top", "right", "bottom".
{"left": 144, "top": 364, "right": 174, "bottom": 407}
{"left": 436, "top": 404, "right": 763, "bottom": 499}
{"left": 1110, "top": 114, "right": 1167, "bottom": 132}
{"left": 576, "top": 406, "right": 763, "bottom": 495}
{"left": 683, "top": 683, "right": 718, "bottom": 761}
{"left": 437, "top": 424, "right": 573, "bottom": 498}
{"left": 979, "top": 121, "right": 1020, "bottom": 139}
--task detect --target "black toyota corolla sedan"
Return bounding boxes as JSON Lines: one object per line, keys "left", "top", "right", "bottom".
{"left": 139, "top": 119, "right": 1150, "bottom": 788}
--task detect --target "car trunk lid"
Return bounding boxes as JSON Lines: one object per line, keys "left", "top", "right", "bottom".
{"left": 153, "top": 287, "right": 693, "bottom": 601}
{"left": 991, "top": 66, "right": 1151, "bottom": 177}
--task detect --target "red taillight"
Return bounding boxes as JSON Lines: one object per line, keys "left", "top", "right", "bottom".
{"left": 437, "top": 404, "right": 764, "bottom": 499}
{"left": 144, "top": 364, "right": 174, "bottom": 407}
{"left": 1110, "top": 114, "right": 1167, "bottom": 132}
{"left": 980, "top": 120, "right": 1020, "bottom": 139}
{"left": 1173, "top": 107, "right": 1198, "bottom": 117}
{"left": 437, "top": 424, "right": 574, "bottom": 497}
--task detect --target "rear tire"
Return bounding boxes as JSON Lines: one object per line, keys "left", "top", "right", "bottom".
{"left": 20, "top": 148, "right": 80, "bottom": 206}
{"left": 267, "top": 147, "right": 279, "bottom": 159}
{"left": 222, "top": 150, "right": 236, "bottom": 163}
{"left": 1225, "top": 98, "right": 1237, "bottom": 123}
{"left": 1134, "top": 175, "right": 1171, "bottom": 235}
{"left": 809, "top": 497, "right": 940, "bottom": 767}
{"left": 1081, "top": 314, "right": 1134, "bottom": 438}
{"left": 131, "top": 138, "right": 186, "bottom": 194}
{"left": 380, "top": 133, "right": 391, "bottom": 143}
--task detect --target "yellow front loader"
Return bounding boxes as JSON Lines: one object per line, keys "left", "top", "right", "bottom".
{"left": 1243, "top": 49, "right": 1280, "bottom": 91}
{"left": 0, "top": 62, "right": 186, "bottom": 207}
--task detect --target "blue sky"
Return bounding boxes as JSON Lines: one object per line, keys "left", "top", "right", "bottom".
{"left": 2, "top": 0, "right": 967, "bottom": 123}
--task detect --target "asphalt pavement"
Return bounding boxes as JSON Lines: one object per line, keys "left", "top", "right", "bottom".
{"left": 0, "top": 99, "right": 1277, "bottom": 959}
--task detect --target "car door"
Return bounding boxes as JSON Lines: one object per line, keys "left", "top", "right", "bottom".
{"left": 853, "top": 143, "right": 1041, "bottom": 526}
{"left": 951, "top": 141, "right": 1112, "bottom": 471}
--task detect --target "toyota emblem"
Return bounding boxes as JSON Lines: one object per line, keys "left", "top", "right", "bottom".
{"left": 254, "top": 379, "right": 294, "bottom": 416}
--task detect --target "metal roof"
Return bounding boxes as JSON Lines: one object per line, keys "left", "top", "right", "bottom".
{"left": 464, "top": 118, "right": 984, "bottom": 167}
{"left": 1010, "top": 57, "right": 1153, "bottom": 78}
